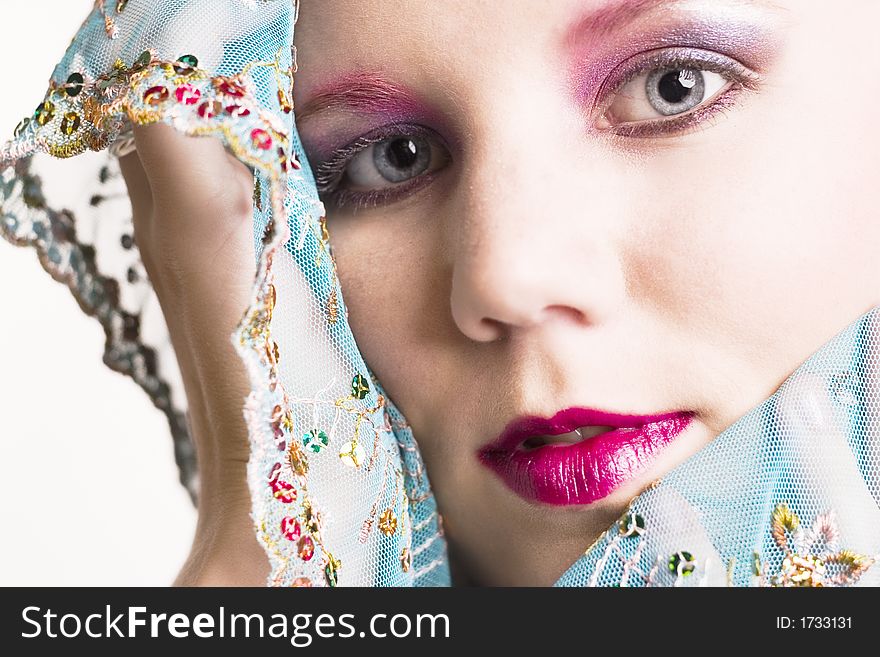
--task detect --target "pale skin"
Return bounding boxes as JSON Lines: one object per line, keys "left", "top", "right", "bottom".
{"left": 120, "top": 0, "right": 880, "bottom": 585}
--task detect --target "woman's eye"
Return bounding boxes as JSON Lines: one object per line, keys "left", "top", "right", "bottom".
{"left": 342, "top": 134, "right": 446, "bottom": 190}
{"left": 603, "top": 66, "right": 731, "bottom": 126}
{"left": 314, "top": 128, "right": 452, "bottom": 211}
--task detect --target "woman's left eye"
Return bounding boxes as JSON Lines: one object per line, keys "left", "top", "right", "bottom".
{"left": 603, "top": 66, "right": 730, "bottom": 127}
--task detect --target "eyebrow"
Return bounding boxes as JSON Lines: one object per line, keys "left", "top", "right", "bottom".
{"left": 566, "top": 0, "right": 781, "bottom": 43}
{"left": 295, "top": 72, "right": 422, "bottom": 124}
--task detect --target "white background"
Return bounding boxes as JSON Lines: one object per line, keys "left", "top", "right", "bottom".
{"left": 0, "top": 2, "right": 197, "bottom": 585}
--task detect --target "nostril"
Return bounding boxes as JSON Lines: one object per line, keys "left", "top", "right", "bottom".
{"left": 542, "top": 305, "right": 588, "bottom": 325}
{"left": 478, "top": 318, "right": 506, "bottom": 342}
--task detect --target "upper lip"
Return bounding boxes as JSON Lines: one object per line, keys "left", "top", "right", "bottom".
{"left": 481, "top": 407, "right": 693, "bottom": 452}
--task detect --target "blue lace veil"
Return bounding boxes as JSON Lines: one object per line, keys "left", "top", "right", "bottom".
{"left": 1, "top": 1, "right": 876, "bottom": 587}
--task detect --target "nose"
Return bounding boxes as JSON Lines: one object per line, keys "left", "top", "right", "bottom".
{"left": 449, "top": 114, "right": 627, "bottom": 343}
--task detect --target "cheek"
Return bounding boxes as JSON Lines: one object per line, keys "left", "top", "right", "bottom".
{"left": 329, "top": 215, "right": 443, "bottom": 421}
{"left": 620, "top": 86, "right": 879, "bottom": 385}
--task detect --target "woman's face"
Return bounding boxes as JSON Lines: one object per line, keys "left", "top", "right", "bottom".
{"left": 292, "top": 0, "right": 880, "bottom": 585}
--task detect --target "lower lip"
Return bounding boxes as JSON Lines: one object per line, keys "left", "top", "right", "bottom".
{"left": 477, "top": 413, "right": 694, "bottom": 505}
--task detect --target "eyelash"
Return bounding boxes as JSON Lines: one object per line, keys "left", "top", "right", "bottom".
{"left": 313, "top": 48, "right": 761, "bottom": 211}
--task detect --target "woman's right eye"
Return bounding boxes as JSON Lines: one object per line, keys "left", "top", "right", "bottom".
{"left": 315, "top": 129, "right": 451, "bottom": 210}
{"left": 346, "top": 135, "right": 438, "bottom": 188}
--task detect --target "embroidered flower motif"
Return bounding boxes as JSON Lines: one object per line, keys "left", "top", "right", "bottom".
{"left": 767, "top": 503, "right": 875, "bottom": 587}
{"left": 338, "top": 440, "right": 366, "bottom": 468}
{"left": 378, "top": 509, "right": 398, "bottom": 536}
{"left": 302, "top": 428, "right": 329, "bottom": 454}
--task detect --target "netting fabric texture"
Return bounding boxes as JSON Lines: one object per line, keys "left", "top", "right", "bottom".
{"left": 557, "top": 308, "right": 880, "bottom": 586}
{"left": 0, "top": 1, "right": 877, "bottom": 587}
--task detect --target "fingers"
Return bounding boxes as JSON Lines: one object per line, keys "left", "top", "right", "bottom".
{"left": 117, "top": 149, "right": 153, "bottom": 218}
{"left": 117, "top": 149, "right": 163, "bottom": 295}
{"left": 131, "top": 123, "right": 253, "bottom": 205}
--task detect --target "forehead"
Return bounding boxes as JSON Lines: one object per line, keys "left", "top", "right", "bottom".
{"left": 294, "top": 0, "right": 546, "bottom": 69}
{"left": 293, "top": 0, "right": 783, "bottom": 78}
{"left": 292, "top": 0, "right": 564, "bottom": 116}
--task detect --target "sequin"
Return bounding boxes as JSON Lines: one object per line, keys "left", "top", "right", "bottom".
{"left": 327, "top": 287, "right": 339, "bottom": 324}
{"left": 268, "top": 462, "right": 282, "bottom": 484}
{"left": 96, "top": 76, "right": 118, "bottom": 92}
{"left": 65, "top": 72, "right": 84, "bottom": 97}
{"left": 291, "top": 577, "right": 312, "bottom": 588}
{"left": 121, "top": 312, "right": 140, "bottom": 341}
{"left": 34, "top": 101, "right": 55, "bottom": 126}
{"left": 120, "top": 233, "right": 134, "bottom": 250}
{"left": 297, "top": 535, "right": 315, "bottom": 561}
{"left": 116, "top": 0, "right": 129, "bottom": 11}
{"left": 277, "top": 147, "right": 289, "bottom": 172}
{"left": 303, "top": 500, "right": 321, "bottom": 536}
{"left": 400, "top": 548, "right": 412, "bottom": 573}
{"left": 271, "top": 480, "right": 297, "bottom": 504}
{"left": 253, "top": 176, "right": 263, "bottom": 211}
{"left": 216, "top": 79, "right": 247, "bottom": 97}
{"left": 351, "top": 373, "right": 370, "bottom": 400}
{"left": 13, "top": 117, "right": 30, "bottom": 138}
{"left": 131, "top": 50, "right": 152, "bottom": 72}
{"left": 302, "top": 428, "right": 329, "bottom": 454}
{"left": 618, "top": 512, "right": 645, "bottom": 538}
{"left": 143, "top": 85, "right": 169, "bottom": 105}
{"left": 282, "top": 409, "right": 294, "bottom": 432}
{"left": 378, "top": 509, "right": 398, "bottom": 536}
{"left": 250, "top": 128, "right": 273, "bottom": 150}
{"left": 60, "top": 112, "right": 81, "bottom": 136}
{"left": 265, "top": 340, "right": 279, "bottom": 364}
{"left": 338, "top": 440, "right": 366, "bottom": 468}
{"left": 175, "top": 83, "right": 201, "bottom": 105}
{"left": 174, "top": 54, "right": 199, "bottom": 75}
{"left": 668, "top": 551, "right": 696, "bottom": 577}
{"left": 197, "top": 100, "right": 222, "bottom": 119}
{"left": 324, "top": 554, "right": 341, "bottom": 587}
{"left": 281, "top": 517, "right": 302, "bottom": 541}
{"left": 287, "top": 439, "right": 308, "bottom": 477}
{"left": 225, "top": 104, "right": 251, "bottom": 118}
{"left": 277, "top": 88, "right": 293, "bottom": 113}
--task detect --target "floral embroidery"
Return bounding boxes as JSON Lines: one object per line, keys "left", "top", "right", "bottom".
{"left": 760, "top": 503, "right": 876, "bottom": 587}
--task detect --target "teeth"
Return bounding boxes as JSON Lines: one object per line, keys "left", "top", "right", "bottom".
{"left": 521, "top": 425, "right": 615, "bottom": 450}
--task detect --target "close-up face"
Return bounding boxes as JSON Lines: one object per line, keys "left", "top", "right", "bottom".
{"left": 292, "top": 0, "right": 880, "bottom": 585}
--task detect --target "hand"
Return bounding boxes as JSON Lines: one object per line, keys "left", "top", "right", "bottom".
{"left": 118, "top": 122, "right": 269, "bottom": 586}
